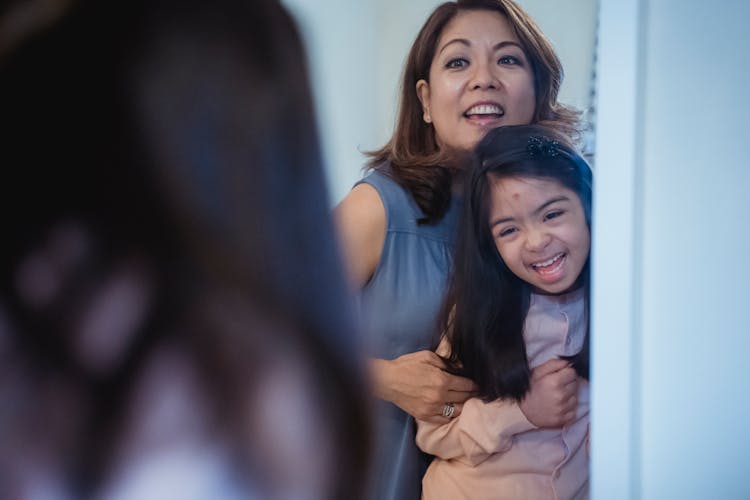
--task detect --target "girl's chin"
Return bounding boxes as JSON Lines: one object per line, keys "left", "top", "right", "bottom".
{"left": 532, "top": 278, "right": 584, "bottom": 295}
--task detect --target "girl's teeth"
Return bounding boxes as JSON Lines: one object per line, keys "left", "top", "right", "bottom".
{"left": 532, "top": 253, "right": 563, "bottom": 269}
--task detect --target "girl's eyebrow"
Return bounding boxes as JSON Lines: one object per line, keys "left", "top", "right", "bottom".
{"left": 533, "top": 195, "right": 570, "bottom": 216}
{"left": 490, "top": 195, "right": 571, "bottom": 229}
{"left": 438, "top": 39, "right": 523, "bottom": 57}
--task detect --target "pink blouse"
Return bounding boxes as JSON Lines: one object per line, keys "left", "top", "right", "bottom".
{"left": 416, "top": 289, "right": 589, "bottom": 500}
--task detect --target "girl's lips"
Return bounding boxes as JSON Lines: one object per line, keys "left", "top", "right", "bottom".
{"left": 531, "top": 252, "right": 564, "bottom": 270}
{"left": 530, "top": 252, "right": 567, "bottom": 282}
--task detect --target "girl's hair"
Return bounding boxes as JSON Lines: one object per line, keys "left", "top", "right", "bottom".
{"left": 0, "top": 0, "right": 369, "bottom": 497}
{"left": 367, "top": 0, "right": 581, "bottom": 224}
{"left": 441, "top": 124, "right": 592, "bottom": 402}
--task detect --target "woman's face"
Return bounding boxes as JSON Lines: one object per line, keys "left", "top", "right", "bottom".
{"left": 488, "top": 176, "right": 590, "bottom": 295}
{"left": 416, "top": 9, "right": 536, "bottom": 152}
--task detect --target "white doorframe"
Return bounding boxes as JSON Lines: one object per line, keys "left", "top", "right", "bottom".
{"left": 591, "top": 0, "right": 643, "bottom": 498}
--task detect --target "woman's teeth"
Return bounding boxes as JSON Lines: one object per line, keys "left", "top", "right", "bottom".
{"left": 465, "top": 104, "right": 503, "bottom": 116}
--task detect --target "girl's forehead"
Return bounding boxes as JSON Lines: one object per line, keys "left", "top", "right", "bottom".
{"left": 488, "top": 174, "right": 565, "bottom": 189}
{"left": 488, "top": 175, "right": 579, "bottom": 204}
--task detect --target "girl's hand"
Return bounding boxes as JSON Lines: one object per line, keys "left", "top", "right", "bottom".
{"left": 519, "top": 358, "right": 578, "bottom": 428}
{"left": 371, "top": 351, "right": 477, "bottom": 423}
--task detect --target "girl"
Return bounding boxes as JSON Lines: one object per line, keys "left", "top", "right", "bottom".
{"left": 416, "top": 124, "right": 592, "bottom": 500}
{"left": 334, "top": 1, "right": 581, "bottom": 497}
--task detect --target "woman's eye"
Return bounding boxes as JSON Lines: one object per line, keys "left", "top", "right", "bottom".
{"left": 544, "top": 210, "right": 564, "bottom": 221}
{"left": 445, "top": 57, "right": 469, "bottom": 69}
{"left": 498, "top": 55, "right": 521, "bottom": 65}
{"left": 498, "top": 227, "right": 517, "bottom": 237}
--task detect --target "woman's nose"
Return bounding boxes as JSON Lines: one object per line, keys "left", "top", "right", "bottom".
{"left": 470, "top": 60, "right": 499, "bottom": 90}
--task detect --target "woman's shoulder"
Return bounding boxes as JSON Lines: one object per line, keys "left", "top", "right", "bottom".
{"left": 356, "top": 164, "right": 450, "bottom": 234}
{"left": 334, "top": 179, "right": 387, "bottom": 288}
{"left": 355, "top": 165, "right": 418, "bottom": 219}
{"left": 335, "top": 179, "right": 386, "bottom": 236}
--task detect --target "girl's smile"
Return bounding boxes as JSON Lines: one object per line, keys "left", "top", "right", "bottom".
{"left": 530, "top": 251, "right": 567, "bottom": 282}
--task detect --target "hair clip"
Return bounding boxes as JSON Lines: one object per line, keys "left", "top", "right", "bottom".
{"left": 527, "top": 136, "right": 560, "bottom": 158}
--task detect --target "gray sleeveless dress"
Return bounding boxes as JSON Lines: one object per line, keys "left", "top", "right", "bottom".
{"left": 356, "top": 166, "right": 462, "bottom": 500}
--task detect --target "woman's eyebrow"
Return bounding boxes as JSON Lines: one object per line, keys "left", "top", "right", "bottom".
{"left": 493, "top": 41, "right": 523, "bottom": 52}
{"left": 437, "top": 39, "right": 523, "bottom": 56}
{"left": 438, "top": 38, "right": 470, "bottom": 56}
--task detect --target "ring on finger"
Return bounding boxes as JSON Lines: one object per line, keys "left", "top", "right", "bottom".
{"left": 441, "top": 402, "right": 455, "bottom": 418}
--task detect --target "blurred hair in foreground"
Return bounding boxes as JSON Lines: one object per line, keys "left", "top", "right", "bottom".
{"left": 0, "top": 0, "right": 370, "bottom": 498}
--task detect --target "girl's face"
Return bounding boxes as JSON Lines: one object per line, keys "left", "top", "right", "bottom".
{"left": 488, "top": 175, "right": 590, "bottom": 295}
{"left": 416, "top": 9, "right": 536, "bottom": 152}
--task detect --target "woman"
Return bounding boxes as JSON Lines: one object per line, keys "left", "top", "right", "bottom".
{"left": 0, "top": 0, "right": 369, "bottom": 498}
{"left": 335, "top": 0, "right": 580, "bottom": 498}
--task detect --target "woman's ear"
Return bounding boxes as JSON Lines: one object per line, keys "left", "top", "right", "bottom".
{"left": 416, "top": 79, "right": 432, "bottom": 124}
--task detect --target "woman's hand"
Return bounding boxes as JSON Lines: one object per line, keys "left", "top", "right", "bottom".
{"left": 519, "top": 358, "right": 579, "bottom": 428}
{"left": 371, "top": 350, "right": 477, "bottom": 423}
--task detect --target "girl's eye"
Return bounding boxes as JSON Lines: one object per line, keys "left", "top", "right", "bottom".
{"left": 544, "top": 210, "right": 564, "bottom": 221}
{"left": 498, "top": 55, "right": 521, "bottom": 65}
{"left": 498, "top": 227, "right": 517, "bottom": 237}
{"left": 445, "top": 57, "right": 469, "bottom": 69}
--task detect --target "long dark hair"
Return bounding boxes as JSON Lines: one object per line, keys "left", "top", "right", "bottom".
{"left": 441, "top": 124, "right": 592, "bottom": 402}
{"left": 367, "top": 0, "right": 580, "bottom": 224}
{"left": 0, "top": 0, "right": 369, "bottom": 498}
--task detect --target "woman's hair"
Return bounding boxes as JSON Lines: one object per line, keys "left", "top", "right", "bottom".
{"left": 0, "top": 0, "right": 369, "bottom": 497}
{"left": 441, "top": 124, "right": 591, "bottom": 402}
{"left": 367, "top": 0, "right": 581, "bottom": 224}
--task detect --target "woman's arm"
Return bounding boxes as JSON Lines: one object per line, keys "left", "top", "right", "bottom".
{"left": 333, "top": 183, "right": 386, "bottom": 289}
{"left": 370, "top": 351, "right": 476, "bottom": 422}
{"left": 416, "top": 358, "right": 579, "bottom": 465}
{"left": 333, "top": 184, "right": 476, "bottom": 422}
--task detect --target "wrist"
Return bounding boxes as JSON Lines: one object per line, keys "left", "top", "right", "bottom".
{"left": 369, "top": 357, "right": 395, "bottom": 402}
{"left": 518, "top": 398, "right": 536, "bottom": 426}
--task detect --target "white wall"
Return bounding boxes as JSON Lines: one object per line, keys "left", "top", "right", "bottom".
{"left": 283, "top": 0, "right": 597, "bottom": 204}
{"left": 593, "top": 0, "right": 750, "bottom": 498}
{"left": 515, "top": 0, "right": 598, "bottom": 111}
{"left": 281, "top": 0, "right": 379, "bottom": 205}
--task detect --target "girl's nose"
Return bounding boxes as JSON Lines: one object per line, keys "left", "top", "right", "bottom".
{"left": 525, "top": 229, "right": 551, "bottom": 252}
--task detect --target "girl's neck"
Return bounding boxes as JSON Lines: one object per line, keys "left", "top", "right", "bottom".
{"left": 531, "top": 273, "right": 587, "bottom": 297}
